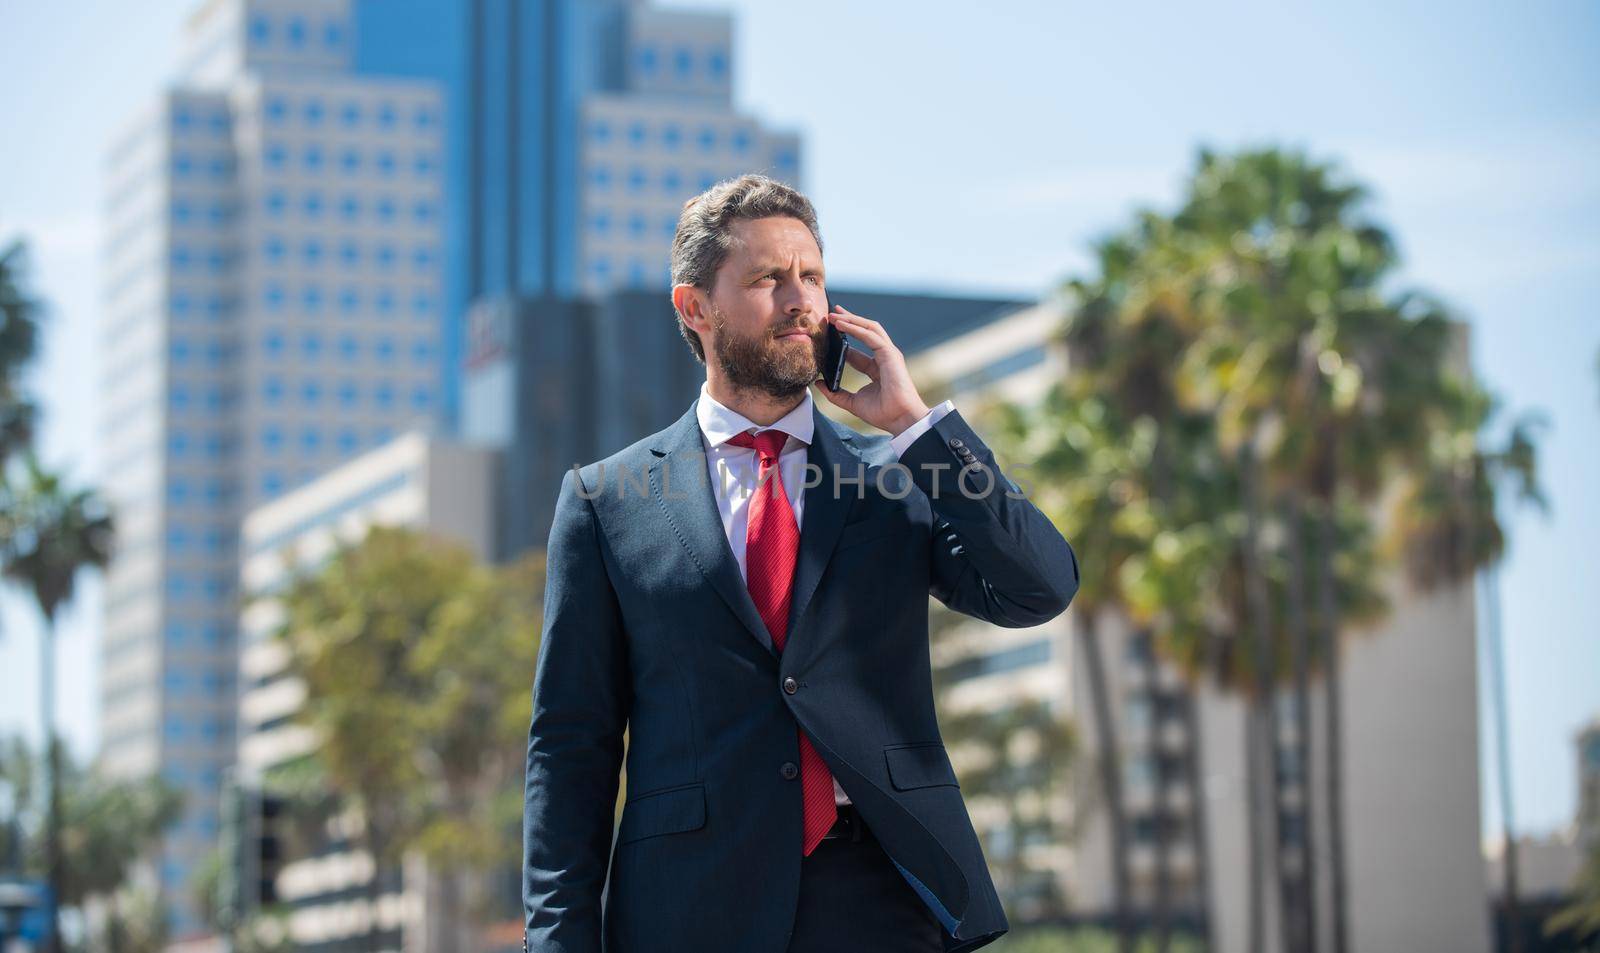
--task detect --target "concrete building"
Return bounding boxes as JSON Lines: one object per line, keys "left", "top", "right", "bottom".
{"left": 235, "top": 432, "right": 498, "bottom": 951}
{"left": 903, "top": 299, "right": 1495, "bottom": 952}
{"left": 98, "top": 6, "right": 446, "bottom": 932}
{"left": 97, "top": 0, "right": 808, "bottom": 934}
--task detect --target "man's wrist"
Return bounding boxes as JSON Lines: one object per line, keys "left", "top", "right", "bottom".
{"left": 888, "top": 403, "right": 933, "bottom": 438}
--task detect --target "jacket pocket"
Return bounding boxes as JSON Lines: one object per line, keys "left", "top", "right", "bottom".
{"left": 883, "top": 742, "right": 960, "bottom": 791}
{"left": 616, "top": 781, "right": 707, "bottom": 845}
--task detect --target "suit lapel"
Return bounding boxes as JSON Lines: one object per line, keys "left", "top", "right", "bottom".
{"left": 783, "top": 404, "right": 860, "bottom": 652}
{"left": 649, "top": 398, "right": 864, "bottom": 661}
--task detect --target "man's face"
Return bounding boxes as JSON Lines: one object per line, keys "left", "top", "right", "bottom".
{"left": 701, "top": 216, "right": 828, "bottom": 400}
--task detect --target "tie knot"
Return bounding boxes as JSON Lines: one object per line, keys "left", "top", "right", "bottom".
{"left": 726, "top": 428, "right": 789, "bottom": 462}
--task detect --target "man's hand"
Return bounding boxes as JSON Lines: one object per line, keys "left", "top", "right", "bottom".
{"left": 814, "top": 305, "right": 932, "bottom": 436}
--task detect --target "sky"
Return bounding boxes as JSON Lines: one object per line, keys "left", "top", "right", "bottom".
{"left": 0, "top": 0, "right": 1595, "bottom": 844}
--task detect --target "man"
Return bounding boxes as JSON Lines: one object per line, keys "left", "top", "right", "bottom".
{"left": 523, "top": 174, "right": 1079, "bottom": 953}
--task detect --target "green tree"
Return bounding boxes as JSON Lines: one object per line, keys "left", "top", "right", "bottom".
{"left": 0, "top": 239, "right": 41, "bottom": 468}
{"left": 260, "top": 525, "right": 542, "bottom": 950}
{"left": 1545, "top": 842, "right": 1600, "bottom": 949}
{"left": 0, "top": 735, "right": 180, "bottom": 950}
{"left": 0, "top": 455, "right": 116, "bottom": 952}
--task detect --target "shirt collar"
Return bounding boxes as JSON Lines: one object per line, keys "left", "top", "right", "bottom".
{"left": 696, "top": 379, "right": 815, "bottom": 450}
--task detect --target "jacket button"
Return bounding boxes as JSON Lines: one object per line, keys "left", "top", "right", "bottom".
{"left": 783, "top": 676, "right": 798, "bottom": 694}
{"left": 781, "top": 761, "right": 799, "bottom": 780}
{"left": 947, "top": 437, "right": 965, "bottom": 449}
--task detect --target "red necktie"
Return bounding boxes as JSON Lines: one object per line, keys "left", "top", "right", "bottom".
{"left": 725, "top": 428, "right": 838, "bottom": 856}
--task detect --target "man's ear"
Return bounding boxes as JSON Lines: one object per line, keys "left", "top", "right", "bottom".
{"left": 674, "top": 283, "right": 711, "bottom": 336}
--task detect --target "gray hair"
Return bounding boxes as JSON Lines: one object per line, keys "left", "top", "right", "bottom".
{"left": 669, "top": 173, "right": 824, "bottom": 364}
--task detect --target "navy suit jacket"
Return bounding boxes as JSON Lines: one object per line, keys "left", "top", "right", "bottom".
{"left": 523, "top": 396, "right": 1080, "bottom": 953}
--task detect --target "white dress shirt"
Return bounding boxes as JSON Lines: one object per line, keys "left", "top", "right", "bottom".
{"left": 695, "top": 380, "right": 955, "bottom": 805}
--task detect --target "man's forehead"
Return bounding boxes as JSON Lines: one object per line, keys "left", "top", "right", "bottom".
{"left": 728, "top": 219, "right": 822, "bottom": 267}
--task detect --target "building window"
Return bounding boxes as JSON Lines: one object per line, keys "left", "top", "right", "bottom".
{"left": 302, "top": 97, "right": 324, "bottom": 126}
{"left": 628, "top": 121, "right": 647, "bottom": 148}
{"left": 697, "top": 126, "right": 716, "bottom": 152}
{"left": 636, "top": 46, "right": 658, "bottom": 75}
{"left": 300, "top": 331, "right": 322, "bottom": 360}
{"left": 709, "top": 49, "right": 728, "bottom": 78}
{"left": 589, "top": 120, "right": 611, "bottom": 143}
{"left": 673, "top": 46, "right": 693, "bottom": 77}
{"left": 339, "top": 100, "right": 360, "bottom": 127}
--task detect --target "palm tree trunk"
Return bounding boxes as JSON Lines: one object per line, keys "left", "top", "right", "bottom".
{"left": 40, "top": 621, "right": 62, "bottom": 953}
{"left": 1484, "top": 559, "right": 1524, "bottom": 953}
{"left": 1077, "top": 611, "right": 1134, "bottom": 953}
{"left": 1139, "top": 629, "right": 1174, "bottom": 951}
{"left": 1239, "top": 445, "right": 1280, "bottom": 953}
{"left": 1182, "top": 632, "right": 1219, "bottom": 952}
{"left": 365, "top": 831, "right": 387, "bottom": 953}
{"left": 1315, "top": 505, "right": 1350, "bottom": 953}
{"left": 1244, "top": 702, "right": 1266, "bottom": 953}
{"left": 1283, "top": 498, "right": 1318, "bottom": 952}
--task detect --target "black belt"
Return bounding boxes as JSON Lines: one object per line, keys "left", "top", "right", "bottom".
{"left": 820, "top": 802, "right": 872, "bottom": 843}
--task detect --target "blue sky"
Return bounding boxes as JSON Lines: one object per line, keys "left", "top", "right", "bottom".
{"left": 0, "top": 0, "right": 1595, "bottom": 843}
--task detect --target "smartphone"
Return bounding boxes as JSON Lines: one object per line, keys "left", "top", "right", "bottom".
{"left": 822, "top": 312, "right": 850, "bottom": 391}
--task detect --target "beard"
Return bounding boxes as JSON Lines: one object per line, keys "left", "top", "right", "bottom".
{"left": 709, "top": 307, "right": 822, "bottom": 400}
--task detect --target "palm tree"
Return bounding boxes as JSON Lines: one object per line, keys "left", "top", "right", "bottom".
{"left": 1168, "top": 146, "right": 1478, "bottom": 953}
{"left": 0, "top": 453, "right": 116, "bottom": 953}
{"left": 989, "top": 386, "right": 1153, "bottom": 952}
{"left": 0, "top": 239, "right": 42, "bottom": 469}
{"left": 1387, "top": 381, "right": 1546, "bottom": 953}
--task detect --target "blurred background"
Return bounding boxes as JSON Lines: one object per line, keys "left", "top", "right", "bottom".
{"left": 0, "top": 0, "right": 1596, "bottom": 950}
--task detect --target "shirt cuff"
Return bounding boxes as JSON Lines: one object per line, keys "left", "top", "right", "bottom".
{"left": 890, "top": 400, "right": 955, "bottom": 459}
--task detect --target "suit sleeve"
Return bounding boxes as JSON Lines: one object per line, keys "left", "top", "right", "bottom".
{"left": 524, "top": 467, "right": 631, "bottom": 953}
{"left": 896, "top": 407, "right": 1079, "bottom": 628}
